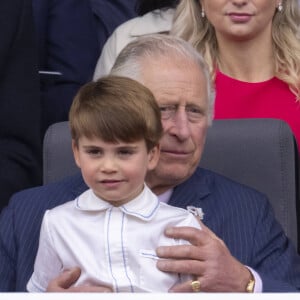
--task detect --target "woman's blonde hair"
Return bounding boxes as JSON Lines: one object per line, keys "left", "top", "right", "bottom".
{"left": 171, "top": 0, "right": 300, "bottom": 99}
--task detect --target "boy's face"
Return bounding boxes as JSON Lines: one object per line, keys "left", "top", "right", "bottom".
{"left": 72, "top": 136, "right": 160, "bottom": 206}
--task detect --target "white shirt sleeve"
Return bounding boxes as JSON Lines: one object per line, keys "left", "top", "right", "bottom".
{"left": 246, "top": 266, "right": 263, "bottom": 293}
{"left": 27, "top": 210, "right": 63, "bottom": 292}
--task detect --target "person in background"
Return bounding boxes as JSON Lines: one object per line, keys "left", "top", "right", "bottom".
{"left": 32, "top": 0, "right": 99, "bottom": 134}
{"left": 1, "top": 35, "right": 299, "bottom": 292}
{"left": 90, "top": 0, "right": 137, "bottom": 51}
{"left": 27, "top": 75, "right": 201, "bottom": 293}
{"left": 94, "top": 0, "right": 300, "bottom": 153}
{"left": 0, "top": 0, "right": 42, "bottom": 211}
{"left": 32, "top": 0, "right": 137, "bottom": 135}
{"left": 93, "top": 0, "right": 177, "bottom": 77}
{"left": 135, "top": 0, "right": 178, "bottom": 15}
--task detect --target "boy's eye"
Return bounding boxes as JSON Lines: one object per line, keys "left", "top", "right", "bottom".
{"left": 118, "top": 148, "right": 134, "bottom": 156}
{"left": 85, "top": 148, "right": 101, "bottom": 155}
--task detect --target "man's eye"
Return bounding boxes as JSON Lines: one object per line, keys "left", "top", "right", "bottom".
{"left": 186, "top": 106, "right": 201, "bottom": 113}
{"left": 159, "top": 105, "right": 176, "bottom": 119}
{"left": 186, "top": 106, "right": 205, "bottom": 120}
{"left": 160, "top": 105, "right": 176, "bottom": 112}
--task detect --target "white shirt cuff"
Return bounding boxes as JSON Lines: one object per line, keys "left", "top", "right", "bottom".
{"left": 246, "top": 266, "right": 263, "bottom": 293}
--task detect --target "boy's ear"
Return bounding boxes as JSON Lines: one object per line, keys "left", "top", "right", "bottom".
{"left": 147, "top": 144, "right": 160, "bottom": 171}
{"left": 72, "top": 139, "right": 81, "bottom": 168}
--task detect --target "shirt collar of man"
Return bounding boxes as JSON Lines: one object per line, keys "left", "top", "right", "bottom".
{"left": 157, "top": 188, "right": 173, "bottom": 203}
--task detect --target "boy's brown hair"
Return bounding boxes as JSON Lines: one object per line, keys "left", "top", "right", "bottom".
{"left": 69, "top": 76, "right": 163, "bottom": 151}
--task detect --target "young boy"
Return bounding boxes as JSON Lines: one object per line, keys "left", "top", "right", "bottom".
{"left": 27, "top": 76, "right": 201, "bottom": 292}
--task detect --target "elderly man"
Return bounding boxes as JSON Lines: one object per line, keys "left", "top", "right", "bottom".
{"left": 0, "top": 35, "right": 299, "bottom": 292}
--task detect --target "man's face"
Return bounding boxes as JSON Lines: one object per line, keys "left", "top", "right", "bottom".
{"left": 142, "top": 57, "right": 209, "bottom": 194}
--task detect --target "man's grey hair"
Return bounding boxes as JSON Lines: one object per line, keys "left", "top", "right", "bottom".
{"left": 110, "top": 34, "right": 215, "bottom": 124}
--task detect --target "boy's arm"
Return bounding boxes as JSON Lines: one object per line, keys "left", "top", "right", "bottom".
{"left": 27, "top": 211, "right": 62, "bottom": 292}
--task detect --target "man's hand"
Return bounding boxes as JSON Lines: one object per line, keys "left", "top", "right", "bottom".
{"left": 156, "top": 222, "right": 252, "bottom": 292}
{"left": 46, "top": 267, "right": 113, "bottom": 292}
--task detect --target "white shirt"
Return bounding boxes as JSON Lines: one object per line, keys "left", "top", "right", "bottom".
{"left": 27, "top": 185, "right": 201, "bottom": 292}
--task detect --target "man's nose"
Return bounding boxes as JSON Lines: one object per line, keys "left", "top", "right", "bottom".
{"left": 169, "top": 109, "right": 191, "bottom": 141}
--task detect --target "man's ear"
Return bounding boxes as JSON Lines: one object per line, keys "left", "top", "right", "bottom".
{"left": 72, "top": 139, "right": 81, "bottom": 168}
{"left": 147, "top": 144, "right": 160, "bottom": 171}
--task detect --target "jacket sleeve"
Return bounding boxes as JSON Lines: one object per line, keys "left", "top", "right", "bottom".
{"left": 249, "top": 198, "right": 300, "bottom": 292}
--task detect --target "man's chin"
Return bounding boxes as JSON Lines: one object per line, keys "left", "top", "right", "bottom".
{"left": 153, "top": 163, "right": 194, "bottom": 185}
{"left": 146, "top": 163, "right": 196, "bottom": 194}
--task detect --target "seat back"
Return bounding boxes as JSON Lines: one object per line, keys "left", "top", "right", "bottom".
{"left": 43, "top": 122, "right": 79, "bottom": 184}
{"left": 43, "top": 119, "right": 299, "bottom": 249}
{"left": 200, "top": 118, "right": 299, "bottom": 250}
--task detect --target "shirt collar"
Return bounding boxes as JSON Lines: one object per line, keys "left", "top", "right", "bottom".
{"left": 158, "top": 189, "right": 173, "bottom": 203}
{"left": 75, "top": 184, "right": 159, "bottom": 221}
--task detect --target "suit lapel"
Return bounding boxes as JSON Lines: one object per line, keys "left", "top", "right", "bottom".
{"left": 67, "top": 174, "right": 89, "bottom": 201}
{"left": 168, "top": 168, "right": 211, "bottom": 209}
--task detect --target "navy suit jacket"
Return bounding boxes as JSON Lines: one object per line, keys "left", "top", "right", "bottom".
{"left": 32, "top": 0, "right": 100, "bottom": 134}
{"left": 90, "top": 0, "right": 137, "bottom": 51}
{"left": 32, "top": 0, "right": 137, "bottom": 134}
{"left": 0, "top": 0, "right": 42, "bottom": 211}
{"left": 0, "top": 168, "right": 299, "bottom": 291}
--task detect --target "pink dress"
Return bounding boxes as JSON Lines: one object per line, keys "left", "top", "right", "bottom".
{"left": 214, "top": 71, "right": 300, "bottom": 152}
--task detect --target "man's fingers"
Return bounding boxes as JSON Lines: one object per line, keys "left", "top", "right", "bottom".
{"left": 156, "top": 244, "right": 203, "bottom": 260}
{"left": 160, "top": 226, "right": 209, "bottom": 246}
{"left": 169, "top": 280, "right": 194, "bottom": 293}
{"left": 197, "top": 220, "right": 220, "bottom": 240}
{"left": 47, "top": 267, "right": 81, "bottom": 291}
{"left": 163, "top": 225, "right": 222, "bottom": 247}
{"left": 67, "top": 285, "right": 113, "bottom": 293}
{"left": 157, "top": 258, "right": 204, "bottom": 275}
